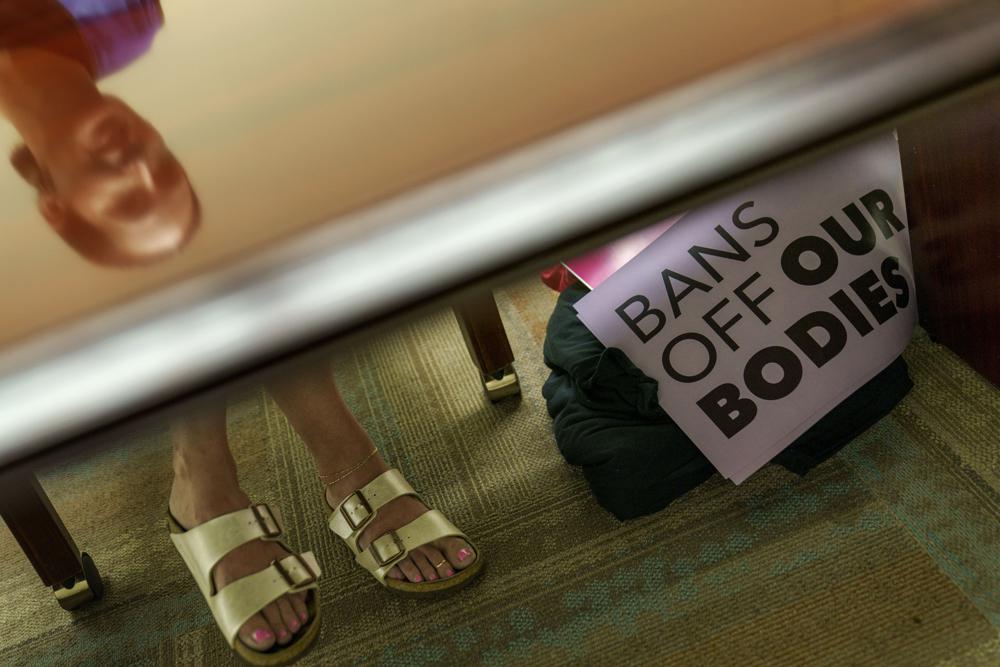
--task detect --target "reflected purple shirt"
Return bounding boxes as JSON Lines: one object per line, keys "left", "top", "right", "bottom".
{"left": 59, "top": 0, "right": 162, "bottom": 78}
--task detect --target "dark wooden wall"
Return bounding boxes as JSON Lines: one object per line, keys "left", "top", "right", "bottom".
{"left": 898, "top": 84, "right": 1000, "bottom": 387}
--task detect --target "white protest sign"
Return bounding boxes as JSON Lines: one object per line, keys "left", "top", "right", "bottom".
{"left": 574, "top": 132, "right": 916, "bottom": 483}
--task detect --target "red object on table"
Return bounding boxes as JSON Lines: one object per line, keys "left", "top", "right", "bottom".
{"left": 540, "top": 216, "right": 681, "bottom": 292}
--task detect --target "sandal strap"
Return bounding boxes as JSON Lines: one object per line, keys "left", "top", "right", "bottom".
{"left": 355, "top": 509, "right": 469, "bottom": 582}
{"left": 170, "top": 504, "right": 284, "bottom": 593}
{"left": 210, "top": 552, "right": 321, "bottom": 646}
{"left": 328, "top": 469, "right": 417, "bottom": 552}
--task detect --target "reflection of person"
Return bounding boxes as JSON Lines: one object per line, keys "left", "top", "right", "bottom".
{"left": 0, "top": 0, "right": 199, "bottom": 266}
{"left": 3, "top": 3, "right": 482, "bottom": 665}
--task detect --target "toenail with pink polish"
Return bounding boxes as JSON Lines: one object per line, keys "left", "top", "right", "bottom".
{"left": 278, "top": 630, "right": 289, "bottom": 640}
{"left": 444, "top": 567, "right": 455, "bottom": 577}
{"left": 457, "top": 548, "right": 473, "bottom": 561}
{"left": 428, "top": 572, "right": 438, "bottom": 580}
{"left": 300, "top": 612, "right": 308, "bottom": 622}
{"left": 289, "top": 620, "right": 300, "bottom": 631}
{"left": 413, "top": 574, "right": 423, "bottom": 582}
{"left": 253, "top": 629, "right": 273, "bottom": 644}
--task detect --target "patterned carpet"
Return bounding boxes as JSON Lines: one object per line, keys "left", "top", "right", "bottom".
{"left": 1, "top": 278, "right": 998, "bottom": 666}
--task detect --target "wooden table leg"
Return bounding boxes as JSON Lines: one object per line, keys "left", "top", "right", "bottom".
{"left": 454, "top": 291, "right": 521, "bottom": 401}
{"left": 0, "top": 470, "right": 104, "bottom": 610}
{"left": 899, "top": 84, "right": 1000, "bottom": 387}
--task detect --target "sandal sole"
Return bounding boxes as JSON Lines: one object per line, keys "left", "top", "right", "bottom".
{"left": 383, "top": 556, "right": 485, "bottom": 597}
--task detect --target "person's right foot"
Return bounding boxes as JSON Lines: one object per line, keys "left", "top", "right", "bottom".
{"left": 169, "top": 482, "right": 310, "bottom": 652}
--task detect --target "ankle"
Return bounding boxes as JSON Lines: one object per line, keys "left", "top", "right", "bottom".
{"left": 169, "top": 474, "right": 249, "bottom": 526}
{"left": 323, "top": 455, "right": 389, "bottom": 506}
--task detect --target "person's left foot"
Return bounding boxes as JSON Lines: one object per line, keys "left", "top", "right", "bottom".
{"left": 324, "top": 455, "right": 476, "bottom": 583}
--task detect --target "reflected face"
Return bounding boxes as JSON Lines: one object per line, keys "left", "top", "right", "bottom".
{"left": 25, "top": 95, "right": 198, "bottom": 265}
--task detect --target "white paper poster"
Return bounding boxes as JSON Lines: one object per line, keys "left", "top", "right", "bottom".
{"left": 574, "top": 132, "right": 916, "bottom": 483}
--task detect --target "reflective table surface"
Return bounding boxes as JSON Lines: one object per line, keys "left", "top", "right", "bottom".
{"left": 2, "top": 0, "right": 999, "bottom": 462}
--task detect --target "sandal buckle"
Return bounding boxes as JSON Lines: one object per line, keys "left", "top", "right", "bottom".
{"left": 273, "top": 555, "right": 316, "bottom": 588}
{"left": 251, "top": 504, "right": 282, "bottom": 538}
{"left": 371, "top": 530, "right": 406, "bottom": 567}
{"left": 340, "top": 491, "right": 373, "bottom": 531}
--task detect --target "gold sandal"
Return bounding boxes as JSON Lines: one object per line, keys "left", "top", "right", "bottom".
{"left": 167, "top": 504, "right": 322, "bottom": 666}
{"left": 327, "top": 469, "right": 484, "bottom": 595}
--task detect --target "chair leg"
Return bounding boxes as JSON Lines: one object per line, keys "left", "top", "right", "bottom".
{"left": 453, "top": 290, "right": 521, "bottom": 401}
{"left": 0, "top": 470, "right": 104, "bottom": 610}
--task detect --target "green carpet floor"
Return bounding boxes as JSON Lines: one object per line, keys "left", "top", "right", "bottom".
{"left": 1, "top": 278, "right": 998, "bottom": 666}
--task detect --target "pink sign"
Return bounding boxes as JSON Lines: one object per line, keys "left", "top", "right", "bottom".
{"left": 574, "top": 133, "right": 915, "bottom": 483}
{"left": 564, "top": 217, "right": 680, "bottom": 289}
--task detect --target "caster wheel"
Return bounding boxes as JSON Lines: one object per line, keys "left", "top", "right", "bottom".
{"left": 54, "top": 552, "right": 104, "bottom": 610}
{"left": 483, "top": 364, "right": 520, "bottom": 402}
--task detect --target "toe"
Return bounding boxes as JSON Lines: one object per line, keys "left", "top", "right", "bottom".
{"left": 386, "top": 566, "right": 405, "bottom": 580}
{"left": 423, "top": 545, "right": 454, "bottom": 579}
{"left": 262, "top": 603, "right": 291, "bottom": 645}
{"left": 440, "top": 537, "right": 476, "bottom": 570}
{"left": 277, "top": 596, "right": 301, "bottom": 635}
{"left": 411, "top": 549, "right": 439, "bottom": 581}
{"left": 238, "top": 613, "right": 276, "bottom": 652}
{"left": 289, "top": 591, "right": 309, "bottom": 626}
{"left": 397, "top": 558, "right": 424, "bottom": 583}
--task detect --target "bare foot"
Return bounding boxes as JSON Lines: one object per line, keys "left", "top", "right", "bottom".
{"left": 324, "top": 455, "right": 477, "bottom": 583}
{"left": 169, "top": 482, "right": 311, "bottom": 651}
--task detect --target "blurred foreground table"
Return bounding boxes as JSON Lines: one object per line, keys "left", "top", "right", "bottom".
{"left": 0, "top": 0, "right": 999, "bottom": 608}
